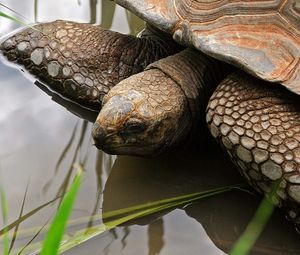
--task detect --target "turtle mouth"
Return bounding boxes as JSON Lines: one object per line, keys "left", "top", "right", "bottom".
{"left": 100, "top": 141, "right": 164, "bottom": 156}
{"left": 92, "top": 121, "right": 167, "bottom": 156}
{"left": 93, "top": 124, "right": 171, "bottom": 156}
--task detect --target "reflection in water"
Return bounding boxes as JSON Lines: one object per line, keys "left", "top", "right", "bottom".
{"left": 102, "top": 145, "right": 300, "bottom": 255}
{"left": 55, "top": 120, "right": 89, "bottom": 199}
{"left": 148, "top": 219, "right": 164, "bottom": 255}
{"left": 95, "top": 151, "right": 104, "bottom": 192}
{"left": 87, "top": 151, "right": 116, "bottom": 229}
{"left": 34, "top": 0, "right": 38, "bottom": 22}
{"left": 185, "top": 191, "right": 300, "bottom": 255}
{"left": 121, "top": 226, "right": 130, "bottom": 249}
{"left": 7, "top": 183, "right": 28, "bottom": 254}
{"left": 99, "top": 0, "right": 116, "bottom": 29}
{"left": 98, "top": 0, "right": 144, "bottom": 35}
{"left": 0, "top": 1, "right": 300, "bottom": 255}
{"left": 89, "top": 0, "right": 97, "bottom": 24}
{"left": 102, "top": 229, "right": 119, "bottom": 255}
{"left": 34, "top": 80, "right": 98, "bottom": 123}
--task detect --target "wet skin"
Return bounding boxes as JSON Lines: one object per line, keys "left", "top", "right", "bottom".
{"left": 1, "top": 20, "right": 300, "bottom": 227}
{"left": 93, "top": 49, "right": 300, "bottom": 226}
{"left": 92, "top": 48, "right": 230, "bottom": 156}
{"left": 0, "top": 20, "right": 181, "bottom": 108}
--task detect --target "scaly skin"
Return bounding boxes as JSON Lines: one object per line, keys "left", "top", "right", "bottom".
{"left": 207, "top": 71, "right": 300, "bottom": 225}
{"left": 0, "top": 20, "right": 181, "bottom": 108}
{"left": 92, "top": 48, "right": 231, "bottom": 156}
{"left": 93, "top": 68, "right": 189, "bottom": 156}
{"left": 93, "top": 47, "right": 300, "bottom": 226}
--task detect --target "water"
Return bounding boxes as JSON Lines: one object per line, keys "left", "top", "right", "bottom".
{"left": 0, "top": 1, "right": 300, "bottom": 254}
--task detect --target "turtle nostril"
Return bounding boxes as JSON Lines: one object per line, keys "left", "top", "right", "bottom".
{"left": 92, "top": 122, "right": 107, "bottom": 149}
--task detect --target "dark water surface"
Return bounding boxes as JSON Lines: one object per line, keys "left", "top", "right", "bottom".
{"left": 0, "top": 1, "right": 300, "bottom": 254}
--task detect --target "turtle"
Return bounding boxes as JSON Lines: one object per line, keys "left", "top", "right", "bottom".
{"left": 1, "top": 0, "right": 300, "bottom": 227}
{"left": 0, "top": 20, "right": 182, "bottom": 108}
{"left": 90, "top": 0, "right": 300, "bottom": 227}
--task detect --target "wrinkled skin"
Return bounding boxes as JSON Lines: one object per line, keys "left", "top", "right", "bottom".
{"left": 92, "top": 48, "right": 230, "bottom": 156}
{"left": 2, "top": 19, "right": 300, "bottom": 228}
{"left": 93, "top": 47, "right": 300, "bottom": 227}
{"left": 92, "top": 68, "right": 190, "bottom": 156}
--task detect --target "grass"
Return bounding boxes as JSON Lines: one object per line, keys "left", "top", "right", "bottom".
{"left": 58, "top": 184, "right": 243, "bottom": 253}
{"left": 1, "top": 166, "right": 82, "bottom": 255}
{"left": 0, "top": 177, "right": 278, "bottom": 255}
{"left": 6, "top": 183, "right": 245, "bottom": 254}
{"left": 229, "top": 181, "right": 280, "bottom": 255}
{"left": 40, "top": 167, "right": 82, "bottom": 255}
{"left": 0, "top": 186, "right": 9, "bottom": 255}
{"left": 0, "top": 10, "right": 39, "bottom": 32}
{"left": 0, "top": 3, "right": 32, "bottom": 23}
{"left": 0, "top": 5, "right": 286, "bottom": 255}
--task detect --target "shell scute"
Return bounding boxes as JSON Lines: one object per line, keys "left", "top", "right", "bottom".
{"left": 117, "top": 0, "right": 300, "bottom": 94}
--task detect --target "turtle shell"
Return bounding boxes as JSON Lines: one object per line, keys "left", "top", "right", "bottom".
{"left": 116, "top": 0, "right": 300, "bottom": 95}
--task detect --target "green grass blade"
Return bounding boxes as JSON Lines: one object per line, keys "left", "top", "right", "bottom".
{"left": 6, "top": 185, "right": 241, "bottom": 245}
{"left": 10, "top": 184, "right": 244, "bottom": 254}
{"left": 0, "top": 11, "right": 38, "bottom": 31}
{"left": 229, "top": 181, "right": 280, "bottom": 255}
{"left": 58, "top": 184, "right": 244, "bottom": 253}
{"left": 0, "top": 187, "right": 9, "bottom": 255}
{"left": 102, "top": 184, "right": 246, "bottom": 219}
{"left": 0, "top": 8, "right": 57, "bottom": 42}
{"left": 40, "top": 167, "right": 82, "bottom": 255}
{"left": 18, "top": 218, "right": 50, "bottom": 255}
{"left": 9, "top": 184, "right": 29, "bottom": 253}
{"left": 0, "top": 3, "right": 32, "bottom": 23}
{"left": 0, "top": 195, "right": 61, "bottom": 235}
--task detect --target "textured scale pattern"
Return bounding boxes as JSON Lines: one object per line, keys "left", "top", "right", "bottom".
{"left": 0, "top": 20, "right": 180, "bottom": 108}
{"left": 93, "top": 49, "right": 231, "bottom": 155}
{"left": 116, "top": 0, "right": 300, "bottom": 95}
{"left": 95, "top": 68, "right": 189, "bottom": 155}
{"left": 207, "top": 71, "right": 300, "bottom": 224}
{"left": 147, "top": 48, "right": 231, "bottom": 141}
{"left": 103, "top": 68, "right": 185, "bottom": 118}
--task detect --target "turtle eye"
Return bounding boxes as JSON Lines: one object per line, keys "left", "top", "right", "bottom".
{"left": 123, "top": 119, "right": 147, "bottom": 134}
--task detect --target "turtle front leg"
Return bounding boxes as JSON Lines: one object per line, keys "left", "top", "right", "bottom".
{"left": 207, "top": 71, "right": 300, "bottom": 224}
{"left": 0, "top": 20, "right": 180, "bottom": 109}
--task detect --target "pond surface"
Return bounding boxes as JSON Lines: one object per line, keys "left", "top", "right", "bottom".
{"left": 0, "top": 1, "right": 300, "bottom": 254}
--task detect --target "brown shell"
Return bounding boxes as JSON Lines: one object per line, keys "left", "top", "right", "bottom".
{"left": 116, "top": 0, "right": 300, "bottom": 95}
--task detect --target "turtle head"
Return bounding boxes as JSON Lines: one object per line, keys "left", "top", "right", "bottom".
{"left": 92, "top": 70, "right": 190, "bottom": 156}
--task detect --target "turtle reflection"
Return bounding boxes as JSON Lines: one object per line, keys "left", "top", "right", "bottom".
{"left": 102, "top": 145, "right": 300, "bottom": 255}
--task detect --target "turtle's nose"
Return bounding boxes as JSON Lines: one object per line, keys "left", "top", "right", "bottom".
{"left": 92, "top": 122, "right": 107, "bottom": 149}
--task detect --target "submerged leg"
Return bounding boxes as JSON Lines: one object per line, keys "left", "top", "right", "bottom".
{"left": 207, "top": 71, "right": 300, "bottom": 224}
{"left": 0, "top": 20, "right": 180, "bottom": 108}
